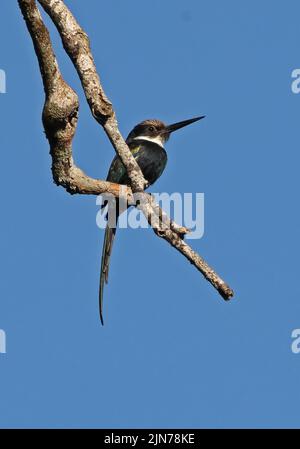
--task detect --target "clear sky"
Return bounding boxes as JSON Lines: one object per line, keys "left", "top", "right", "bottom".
{"left": 0, "top": 0, "right": 300, "bottom": 428}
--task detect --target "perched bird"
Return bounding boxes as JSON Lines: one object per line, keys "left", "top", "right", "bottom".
{"left": 99, "top": 116, "right": 205, "bottom": 324}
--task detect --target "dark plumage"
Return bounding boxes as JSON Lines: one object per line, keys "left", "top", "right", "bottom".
{"left": 99, "top": 116, "right": 205, "bottom": 324}
{"left": 107, "top": 139, "right": 167, "bottom": 186}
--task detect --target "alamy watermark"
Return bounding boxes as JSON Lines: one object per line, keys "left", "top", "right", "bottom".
{"left": 0, "top": 69, "right": 6, "bottom": 94}
{"left": 0, "top": 329, "right": 6, "bottom": 354}
{"left": 291, "top": 69, "right": 300, "bottom": 94}
{"left": 96, "top": 190, "right": 205, "bottom": 239}
{"left": 291, "top": 329, "right": 300, "bottom": 354}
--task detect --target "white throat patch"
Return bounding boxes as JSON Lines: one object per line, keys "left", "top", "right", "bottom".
{"left": 133, "top": 135, "right": 165, "bottom": 148}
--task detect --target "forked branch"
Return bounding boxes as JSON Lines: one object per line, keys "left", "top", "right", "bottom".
{"left": 18, "top": 0, "right": 234, "bottom": 303}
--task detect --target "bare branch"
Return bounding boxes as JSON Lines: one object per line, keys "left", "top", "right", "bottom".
{"left": 18, "top": 0, "right": 133, "bottom": 203}
{"left": 136, "top": 193, "right": 234, "bottom": 300}
{"left": 150, "top": 196, "right": 191, "bottom": 237}
{"left": 18, "top": 0, "right": 234, "bottom": 302}
{"left": 38, "top": 0, "right": 147, "bottom": 193}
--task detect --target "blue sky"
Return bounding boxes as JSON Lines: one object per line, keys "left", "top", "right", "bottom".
{"left": 0, "top": 0, "right": 300, "bottom": 428}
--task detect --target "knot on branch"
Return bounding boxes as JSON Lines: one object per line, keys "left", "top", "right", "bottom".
{"left": 92, "top": 108, "right": 113, "bottom": 125}
{"left": 63, "top": 29, "right": 91, "bottom": 58}
{"left": 42, "top": 80, "right": 79, "bottom": 142}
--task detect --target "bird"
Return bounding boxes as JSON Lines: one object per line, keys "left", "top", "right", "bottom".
{"left": 99, "top": 115, "right": 205, "bottom": 324}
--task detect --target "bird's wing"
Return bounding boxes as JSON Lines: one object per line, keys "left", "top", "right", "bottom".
{"left": 106, "top": 143, "right": 142, "bottom": 182}
{"left": 106, "top": 155, "right": 127, "bottom": 183}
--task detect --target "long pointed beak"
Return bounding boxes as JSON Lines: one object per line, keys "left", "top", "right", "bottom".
{"left": 165, "top": 116, "right": 205, "bottom": 134}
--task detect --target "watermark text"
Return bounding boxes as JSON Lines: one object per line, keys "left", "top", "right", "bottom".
{"left": 0, "top": 69, "right": 6, "bottom": 94}
{"left": 96, "top": 190, "right": 205, "bottom": 240}
{"left": 291, "top": 69, "right": 300, "bottom": 94}
{"left": 0, "top": 329, "right": 6, "bottom": 354}
{"left": 291, "top": 328, "right": 300, "bottom": 354}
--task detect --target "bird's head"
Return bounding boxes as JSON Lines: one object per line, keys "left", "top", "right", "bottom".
{"left": 126, "top": 116, "right": 205, "bottom": 147}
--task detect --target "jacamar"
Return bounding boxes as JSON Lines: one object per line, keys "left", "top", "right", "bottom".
{"left": 99, "top": 115, "right": 205, "bottom": 324}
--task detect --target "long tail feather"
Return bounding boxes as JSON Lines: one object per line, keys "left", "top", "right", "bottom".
{"left": 99, "top": 221, "right": 117, "bottom": 325}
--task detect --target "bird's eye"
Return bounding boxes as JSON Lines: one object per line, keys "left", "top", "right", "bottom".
{"left": 148, "top": 126, "right": 155, "bottom": 132}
